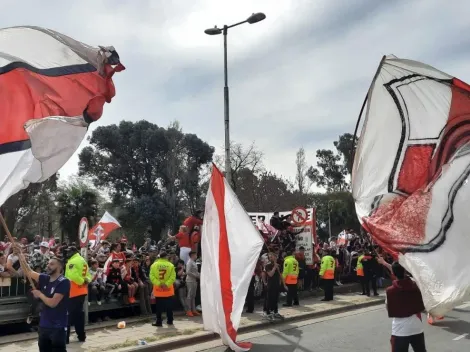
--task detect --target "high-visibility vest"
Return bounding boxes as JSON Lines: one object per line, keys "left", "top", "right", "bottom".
{"left": 320, "top": 255, "right": 335, "bottom": 280}
{"left": 65, "top": 253, "right": 91, "bottom": 298}
{"left": 282, "top": 256, "right": 299, "bottom": 285}
{"left": 150, "top": 258, "right": 176, "bottom": 297}
{"left": 356, "top": 254, "right": 365, "bottom": 277}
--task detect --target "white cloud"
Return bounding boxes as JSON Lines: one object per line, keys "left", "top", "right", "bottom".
{"left": 3, "top": 0, "right": 470, "bottom": 189}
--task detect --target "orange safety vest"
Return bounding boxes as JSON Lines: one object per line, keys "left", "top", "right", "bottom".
{"left": 153, "top": 284, "right": 175, "bottom": 298}
{"left": 283, "top": 256, "right": 299, "bottom": 285}
{"left": 150, "top": 258, "right": 176, "bottom": 298}
{"left": 357, "top": 254, "right": 365, "bottom": 277}
{"left": 320, "top": 255, "right": 335, "bottom": 280}
{"left": 65, "top": 253, "right": 91, "bottom": 298}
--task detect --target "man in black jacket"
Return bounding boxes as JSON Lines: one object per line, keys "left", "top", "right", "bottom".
{"left": 362, "top": 248, "right": 379, "bottom": 297}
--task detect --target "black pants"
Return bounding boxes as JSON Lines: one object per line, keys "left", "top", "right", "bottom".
{"left": 38, "top": 327, "right": 67, "bottom": 352}
{"left": 359, "top": 276, "right": 366, "bottom": 294}
{"left": 365, "top": 274, "right": 378, "bottom": 296}
{"left": 155, "top": 297, "right": 174, "bottom": 325}
{"left": 286, "top": 284, "right": 299, "bottom": 306}
{"left": 67, "top": 295, "right": 86, "bottom": 343}
{"left": 391, "top": 333, "right": 426, "bottom": 352}
{"left": 323, "top": 279, "right": 334, "bottom": 301}
{"left": 266, "top": 284, "right": 280, "bottom": 314}
{"left": 245, "top": 277, "right": 255, "bottom": 313}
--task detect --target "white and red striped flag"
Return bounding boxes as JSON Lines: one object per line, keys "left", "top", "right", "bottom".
{"left": 201, "top": 165, "right": 264, "bottom": 351}
{"left": 88, "top": 211, "right": 121, "bottom": 249}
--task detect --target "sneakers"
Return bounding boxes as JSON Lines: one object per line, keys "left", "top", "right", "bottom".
{"left": 152, "top": 322, "right": 163, "bottom": 327}
{"left": 97, "top": 301, "right": 102, "bottom": 306}
{"left": 186, "top": 311, "right": 194, "bottom": 317}
{"left": 273, "top": 313, "right": 285, "bottom": 320}
{"left": 128, "top": 297, "right": 136, "bottom": 304}
{"left": 192, "top": 311, "right": 201, "bottom": 316}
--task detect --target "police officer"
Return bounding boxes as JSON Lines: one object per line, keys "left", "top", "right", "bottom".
{"left": 282, "top": 249, "right": 299, "bottom": 307}
{"left": 320, "top": 249, "right": 335, "bottom": 301}
{"left": 150, "top": 251, "right": 176, "bottom": 327}
{"left": 65, "top": 247, "right": 91, "bottom": 343}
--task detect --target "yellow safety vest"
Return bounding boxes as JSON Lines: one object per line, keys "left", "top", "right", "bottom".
{"left": 65, "top": 253, "right": 91, "bottom": 298}
{"left": 150, "top": 258, "right": 176, "bottom": 297}
{"left": 320, "top": 255, "right": 335, "bottom": 280}
{"left": 282, "top": 255, "right": 299, "bottom": 285}
{"left": 356, "top": 254, "right": 365, "bottom": 277}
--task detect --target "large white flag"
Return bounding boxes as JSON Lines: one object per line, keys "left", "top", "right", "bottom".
{"left": 0, "top": 26, "right": 123, "bottom": 208}
{"left": 201, "top": 165, "right": 264, "bottom": 351}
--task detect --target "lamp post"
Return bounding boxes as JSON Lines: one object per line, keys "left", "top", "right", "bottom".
{"left": 204, "top": 12, "right": 266, "bottom": 185}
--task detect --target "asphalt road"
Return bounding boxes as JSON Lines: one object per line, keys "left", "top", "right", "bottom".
{"left": 196, "top": 302, "right": 470, "bottom": 352}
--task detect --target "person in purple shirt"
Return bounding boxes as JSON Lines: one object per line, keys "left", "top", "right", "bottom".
{"left": 25, "top": 256, "right": 70, "bottom": 352}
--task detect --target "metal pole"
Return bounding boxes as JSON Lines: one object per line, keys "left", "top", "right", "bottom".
{"left": 223, "top": 25, "right": 232, "bottom": 185}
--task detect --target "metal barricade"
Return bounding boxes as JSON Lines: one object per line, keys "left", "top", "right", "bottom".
{"left": 0, "top": 276, "right": 28, "bottom": 298}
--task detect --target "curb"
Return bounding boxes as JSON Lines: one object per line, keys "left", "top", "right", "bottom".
{"left": 125, "top": 297, "right": 386, "bottom": 352}
{"left": 0, "top": 283, "right": 366, "bottom": 346}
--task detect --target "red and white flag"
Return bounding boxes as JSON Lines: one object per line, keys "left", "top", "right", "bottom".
{"left": 0, "top": 26, "right": 123, "bottom": 207}
{"left": 88, "top": 211, "right": 121, "bottom": 249}
{"left": 201, "top": 165, "right": 264, "bottom": 351}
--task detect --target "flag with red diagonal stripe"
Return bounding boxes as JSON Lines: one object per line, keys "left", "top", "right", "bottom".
{"left": 201, "top": 165, "right": 264, "bottom": 351}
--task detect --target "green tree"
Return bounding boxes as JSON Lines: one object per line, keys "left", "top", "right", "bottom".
{"left": 0, "top": 174, "right": 59, "bottom": 240}
{"left": 307, "top": 133, "right": 356, "bottom": 192}
{"left": 307, "top": 149, "right": 347, "bottom": 192}
{"left": 333, "top": 133, "right": 357, "bottom": 173}
{"left": 78, "top": 120, "right": 214, "bottom": 239}
{"left": 56, "top": 179, "right": 99, "bottom": 242}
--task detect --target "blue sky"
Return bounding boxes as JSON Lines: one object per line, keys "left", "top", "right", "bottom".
{"left": 3, "top": 0, "right": 470, "bottom": 185}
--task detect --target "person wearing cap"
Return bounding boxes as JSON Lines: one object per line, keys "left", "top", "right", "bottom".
{"left": 150, "top": 251, "right": 176, "bottom": 327}
{"left": 65, "top": 246, "right": 91, "bottom": 343}
{"left": 30, "top": 242, "right": 51, "bottom": 274}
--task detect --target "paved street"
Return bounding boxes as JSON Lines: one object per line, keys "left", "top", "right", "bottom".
{"left": 192, "top": 302, "right": 470, "bottom": 352}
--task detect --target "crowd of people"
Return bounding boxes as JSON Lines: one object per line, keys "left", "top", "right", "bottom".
{"left": 0, "top": 209, "right": 394, "bottom": 336}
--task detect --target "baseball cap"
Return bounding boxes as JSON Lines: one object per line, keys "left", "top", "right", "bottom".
{"left": 40, "top": 242, "right": 49, "bottom": 248}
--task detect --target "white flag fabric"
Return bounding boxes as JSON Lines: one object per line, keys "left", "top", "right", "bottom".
{"left": 0, "top": 26, "right": 123, "bottom": 207}
{"left": 201, "top": 166, "right": 264, "bottom": 351}
{"left": 352, "top": 55, "right": 470, "bottom": 316}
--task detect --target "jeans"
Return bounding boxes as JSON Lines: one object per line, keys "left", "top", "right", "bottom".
{"left": 38, "top": 327, "right": 67, "bottom": 352}
{"left": 138, "top": 282, "right": 152, "bottom": 315}
{"left": 391, "top": 333, "right": 427, "bottom": 352}
{"left": 186, "top": 281, "right": 198, "bottom": 312}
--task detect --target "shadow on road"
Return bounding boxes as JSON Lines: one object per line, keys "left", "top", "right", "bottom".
{"left": 436, "top": 319, "right": 470, "bottom": 339}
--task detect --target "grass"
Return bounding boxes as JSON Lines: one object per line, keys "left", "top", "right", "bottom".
{"left": 89, "top": 328, "right": 203, "bottom": 352}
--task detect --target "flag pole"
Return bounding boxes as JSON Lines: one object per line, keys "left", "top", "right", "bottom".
{"left": 0, "top": 212, "right": 35, "bottom": 287}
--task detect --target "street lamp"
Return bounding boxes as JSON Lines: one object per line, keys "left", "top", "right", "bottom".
{"left": 204, "top": 12, "right": 266, "bottom": 185}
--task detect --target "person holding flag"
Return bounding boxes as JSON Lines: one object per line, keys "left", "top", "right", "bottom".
{"left": 65, "top": 247, "right": 91, "bottom": 344}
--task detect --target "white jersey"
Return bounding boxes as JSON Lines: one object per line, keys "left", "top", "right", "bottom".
{"left": 386, "top": 297, "right": 424, "bottom": 336}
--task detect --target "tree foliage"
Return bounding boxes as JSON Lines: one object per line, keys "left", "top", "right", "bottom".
{"left": 78, "top": 120, "right": 214, "bottom": 239}
{"left": 307, "top": 133, "right": 357, "bottom": 192}
{"left": 56, "top": 179, "right": 100, "bottom": 242}
{"left": 0, "top": 175, "right": 59, "bottom": 240}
